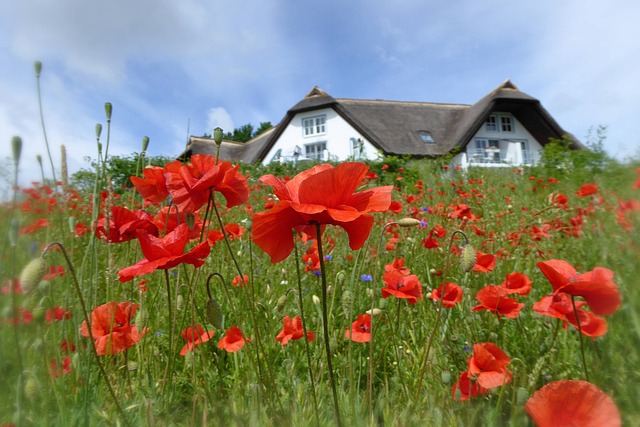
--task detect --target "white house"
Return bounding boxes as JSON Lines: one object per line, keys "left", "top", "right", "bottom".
{"left": 183, "top": 81, "right": 582, "bottom": 167}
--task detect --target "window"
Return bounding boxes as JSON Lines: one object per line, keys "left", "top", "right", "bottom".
{"left": 302, "top": 115, "right": 326, "bottom": 136}
{"left": 520, "top": 141, "right": 530, "bottom": 165}
{"left": 270, "top": 149, "right": 282, "bottom": 163}
{"left": 485, "top": 115, "right": 498, "bottom": 132}
{"left": 305, "top": 141, "right": 326, "bottom": 160}
{"left": 418, "top": 131, "right": 436, "bottom": 144}
{"left": 485, "top": 113, "right": 514, "bottom": 133}
{"left": 474, "top": 139, "right": 501, "bottom": 163}
{"left": 501, "top": 116, "right": 513, "bottom": 132}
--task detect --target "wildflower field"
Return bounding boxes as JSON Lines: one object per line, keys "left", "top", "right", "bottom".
{"left": 2, "top": 126, "right": 640, "bottom": 426}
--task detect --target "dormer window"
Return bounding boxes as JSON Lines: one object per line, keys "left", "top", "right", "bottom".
{"left": 419, "top": 131, "right": 436, "bottom": 144}
{"left": 500, "top": 115, "right": 513, "bottom": 132}
{"left": 485, "top": 115, "right": 498, "bottom": 132}
{"left": 302, "top": 115, "right": 326, "bottom": 136}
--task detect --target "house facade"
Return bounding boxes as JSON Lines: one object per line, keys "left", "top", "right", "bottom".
{"left": 183, "top": 81, "right": 582, "bottom": 167}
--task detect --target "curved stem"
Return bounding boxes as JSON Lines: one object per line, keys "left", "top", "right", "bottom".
{"left": 42, "top": 243, "right": 130, "bottom": 427}
{"left": 314, "top": 222, "right": 342, "bottom": 427}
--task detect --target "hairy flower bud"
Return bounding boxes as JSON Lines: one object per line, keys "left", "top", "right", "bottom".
{"left": 341, "top": 290, "right": 353, "bottom": 318}
{"left": 11, "top": 136, "right": 22, "bottom": 166}
{"left": 276, "top": 295, "right": 287, "bottom": 313}
{"left": 206, "top": 298, "right": 224, "bottom": 329}
{"left": 20, "top": 257, "right": 46, "bottom": 294}
{"left": 60, "top": 144, "right": 68, "bottom": 189}
{"left": 460, "top": 244, "right": 477, "bottom": 273}
{"left": 396, "top": 218, "right": 421, "bottom": 228}
{"left": 24, "top": 377, "right": 39, "bottom": 401}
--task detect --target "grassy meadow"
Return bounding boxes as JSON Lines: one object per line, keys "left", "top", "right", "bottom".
{"left": 1, "top": 138, "right": 639, "bottom": 426}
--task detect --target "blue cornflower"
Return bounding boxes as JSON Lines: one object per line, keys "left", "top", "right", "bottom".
{"left": 360, "top": 274, "right": 373, "bottom": 282}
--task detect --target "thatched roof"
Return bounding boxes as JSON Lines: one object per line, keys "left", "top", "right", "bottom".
{"left": 182, "top": 80, "right": 581, "bottom": 163}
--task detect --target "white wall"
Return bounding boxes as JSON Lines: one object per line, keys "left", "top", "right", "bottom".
{"left": 261, "top": 108, "right": 381, "bottom": 165}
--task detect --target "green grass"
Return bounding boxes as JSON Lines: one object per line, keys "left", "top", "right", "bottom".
{"left": 1, "top": 158, "right": 639, "bottom": 426}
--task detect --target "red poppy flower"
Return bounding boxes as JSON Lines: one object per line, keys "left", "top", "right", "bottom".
{"left": 95, "top": 206, "right": 159, "bottom": 243}
{"left": 232, "top": 274, "right": 249, "bottom": 287}
{"left": 472, "top": 286, "right": 524, "bottom": 319}
{"left": 345, "top": 314, "right": 371, "bottom": 343}
{"left": 165, "top": 154, "right": 249, "bottom": 213}
{"left": 576, "top": 183, "right": 598, "bottom": 197}
{"left": 276, "top": 315, "right": 315, "bottom": 347}
{"left": 130, "top": 165, "right": 171, "bottom": 205}
{"left": 467, "top": 342, "right": 512, "bottom": 389}
{"left": 218, "top": 326, "right": 249, "bottom": 353}
{"left": 19, "top": 218, "right": 49, "bottom": 234}
{"left": 153, "top": 206, "right": 203, "bottom": 239}
{"left": 525, "top": 380, "right": 621, "bottom": 427}
{"left": 80, "top": 302, "right": 146, "bottom": 355}
{"left": 499, "top": 272, "right": 532, "bottom": 296}
{"left": 252, "top": 163, "right": 393, "bottom": 263}
{"left": 533, "top": 293, "right": 607, "bottom": 337}
{"left": 50, "top": 357, "right": 72, "bottom": 378}
{"left": 536, "top": 260, "right": 621, "bottom": 316}
{"left": 224, "top": 223, "right": 244, "bottom": 240}
{"left": 388, "top": 201, "right": 402, "bottom": 214}
{"left": 46, "top": 306, "right": 72, "bottom": 323}
{"left": 381, "top": 270, "right": 423, "bottom": 304}
{"left": 43, "top": 265, "right": 65, "bottom": 281}
{"left": 472, "top": 251, "right": 496, "bottom": 273}
{"left": 118, "top": 224, "right": 210, "bottom": 282}
{"left": 384, "top": 257, "right": 411, "bottom": 276}
{"left": 452, "top": 371, "right": 488, "bottom": 401}
{"left": 180, "top": 324, "right": 215, "bottom": 355}
{"left": 431, "top": 282, "right": 463, "bottom": 308}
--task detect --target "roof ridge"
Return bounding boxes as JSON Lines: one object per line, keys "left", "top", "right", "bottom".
{"left": 336, "top": 98, "right": 471, "bottom": 107}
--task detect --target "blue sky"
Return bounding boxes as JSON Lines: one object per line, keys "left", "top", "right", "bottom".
{"left": 1, "top": 0, "right": 639, "bottom": 190}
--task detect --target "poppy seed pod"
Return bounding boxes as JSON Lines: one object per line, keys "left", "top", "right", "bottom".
{"left": 34, "top": 61, "right": 42, "bottom": 77}
{"left": 396, "top": 218, "right": 421, "bottom": 228}
{"left": 11, "top": 136, "right": 22, "bottom": 166}
{"left": 185, "top": 212, "right": 196, "bottom": 230}
{"left": 206, "top": 298, "right": 224, "bottom": 329}
{"left": 276, "top": 295, "right": 287, "bottom": 313}
{"left": 460, "top": 244, "right": 477, "bottom": 273}
{"left": 104, "top": 102, "right": 112, "bottom": 121}
{"left": 36, "top": 154, "right": 43, "bottom": 166}
{"left": 141, "top": 136, "right": 150, "bottom": 153}
{"left": 95, "top": 123, "right": 102, "bottom": 139}
{"left": 20, "top": 257, "right": 47, "bottom": 294}
{"left": 213, "top": 127, "right": 223, "bottom": 145}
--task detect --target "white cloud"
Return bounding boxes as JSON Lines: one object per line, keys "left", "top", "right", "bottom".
{"left": 206, "top": 107, "right": 234, "bottom": 135}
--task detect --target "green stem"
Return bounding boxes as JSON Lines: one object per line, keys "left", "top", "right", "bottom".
{"left": 293, "top": 240, "right": 320, "bottom": 427}
{"left": 571, "top": 296, "right": 590, "bottom": 381}
{"left": 43, "top": 243, "right": 130, "bottom": 427}
{"left": 35, "top": 65, "right": 58, "bottom": 186}
{"left": 162, "top": 269, "right": 174, "bottom": 396}
{"left": 314, "top": 222, "right": 342, "bottom": 427}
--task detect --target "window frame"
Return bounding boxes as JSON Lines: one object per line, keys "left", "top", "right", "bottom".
{"left": 302, "top": 115, "right": 327, "bottom": 137}
{"left": 304, "top": 141, "right": 327, "bottom": 161}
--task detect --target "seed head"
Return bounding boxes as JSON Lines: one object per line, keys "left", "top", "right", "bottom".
{"left": 95, "top": 123, "right": 102, "bottom": 139}
{"left": 11, "top": 136, "right": 22, "bottom": 166}
{"left": 104, "top": 102, "right": 112, "bottom": 121}
{"left": 213, "top": 127, "right": 223, "bottom": 145}
{"left": 141, "top": 136, "right": 150, "bottom": 153}
{"left": 34, "top": 61, "right": 42, "bottom": 78}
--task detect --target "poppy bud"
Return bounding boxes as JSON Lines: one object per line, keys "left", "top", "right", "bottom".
{"left": 37, "top": 280, "right": 50, "bottom": 294}
{"left": 104, "top": 102, "right": 112, "bottom": 121}
{"left": 20, "top": 257, "right": 46, "bottom": 294}
{"left": 24, "top": 376, "right": 39, "bottom": 400}
{"left": 460, "top": 244, "right": 477, "bottom": 273}
{"left": 176, "top": 294, "right": 184, "bottom": 312}
{"left": 453, "top": 387, "right": 463, "bottom": 401}
{"left": 276, "top": 295, "right": 287, "bottom": 313}
{"left": 516, "top": 386, "right": 528, "bottom": 405}
{"left": 396, "top": 218, "right": 421, "bottom": 228}
{"left": 127, "top": 361, "right": 138, "bottom": 371}
{"left": 312, "top": 295, "right": 320, "bottom": 305}
{"left": 206, "top": 298, "right": 224, "bottom": 329}
{"left": 184, "top": 349, "right": 194, "bottom": 367}
{"left": 95, "top": 123, "right": 102, "bottom": 139}
{"left": 341, "top": 290, "right": 353, "bottom": 317}
{"left": 68, "top": 216, "right": 76, "bottom": 234}
{"left": 185, "top": 212, "right": 196, "bottom": 230}
{"left": 365, "top": 308, "right": 382, "bottom": 316}
{"left": 141, "top": 136, "right": 150, "bottom": 153}
{"left": 213, "top": 127, "right": 223, "bottom": 145}
{"left": 34, "top": 61, "right": 42, "bottom": 78}
{"left": 12, "top": 136, "right": 22, "bottom": 166}
{"left": 441, "top": 371, "right": 451, "bottom": 385}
